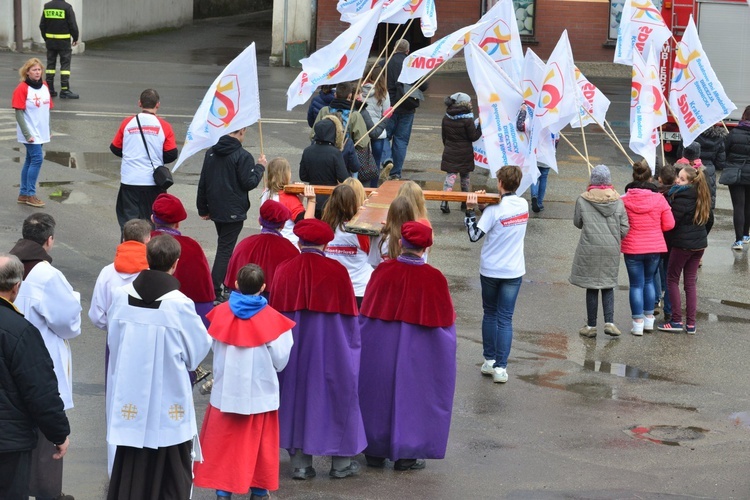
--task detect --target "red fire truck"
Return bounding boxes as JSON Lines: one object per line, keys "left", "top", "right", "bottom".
{"left": 659, "top": 0, "right": 749, "bottom": 155}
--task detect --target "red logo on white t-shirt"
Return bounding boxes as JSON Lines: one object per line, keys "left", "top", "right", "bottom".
{"left": 500, "top": 213, "right": 529, "bottom": 227}
{"left": 33, "top": 95, "right": 41, "bottom": 108}
{"left": 326, "top": 246, "right": 358, "bottom": 256}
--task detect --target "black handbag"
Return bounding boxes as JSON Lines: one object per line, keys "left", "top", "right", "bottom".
{"left": 356, "top": 145, "right": 379, "bottom": 183}
{"left": 136, "top": 114, "right": 174, "bottom": 190}
{"left": 719, "top": 164, "right": 743, "bottom": 186}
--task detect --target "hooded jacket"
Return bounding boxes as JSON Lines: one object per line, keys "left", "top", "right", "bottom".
{"left": 695, "top": 126, "right": 726, "bottom": 208}
{"left": 665, "top": 186, "right": 708, "bottom": 250}
{"left": 197, "top": 135, "right": 265, "bottom": 223}
{"left": 724, "top": 123, "right": 750, "bottom": 185}
{"left": 621, "top": 188, "right": 675, "bottom": 254}
{"left": 300, "top": 120, "right": 350, "bottom": 216}
{"left": 441, "top": 105, "right": 482, "bottom": 174}
{"left": 570, "top": 188, "right": 629, "bottom": 289}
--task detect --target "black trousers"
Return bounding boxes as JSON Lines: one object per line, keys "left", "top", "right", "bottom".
{"left": 116, "top": 184, "right": 164, "bottom": 235}
{"left": 45, "top": 46, "right": 72, "bottom": 90}
{"left": 107, "top": 441, "right": 192, "bottom": 500}
{"left": 728, "top": 184, "right": 750, "bottom": 241}
{"left": 0, "top": 450, "right": 32, "bottom": 500}
{"left": 212, "top": 220, "right": 244, "bottom": 295}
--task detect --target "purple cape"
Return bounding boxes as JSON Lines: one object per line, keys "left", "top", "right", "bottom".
{"left": 278, "top": 310, "right": 367, "bottom": 456}
{"left": 358, "top": 317, "right": 457, "bottom": 460}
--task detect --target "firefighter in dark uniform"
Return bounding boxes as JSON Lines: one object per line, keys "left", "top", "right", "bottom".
{"left": 39, "top": 0, "right": 80, "bottom": 99}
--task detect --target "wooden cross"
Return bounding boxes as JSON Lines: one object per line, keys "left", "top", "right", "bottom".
{"left": 120, "top": 403, "right": 138, "bottom": 420}
{"left": 283, "top": 180, "right": 500, "bottom": 236}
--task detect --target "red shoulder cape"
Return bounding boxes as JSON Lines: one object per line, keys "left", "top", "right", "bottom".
{"left": 360, "top": 259, "right": 455, "bottom": 327}
{"left": 269, "top": 252, "right": 358, "bottom": 316}
{"left": 206, "top": 303, "right": 296, "bottom": 348}
{"left": 224, "top": 234, "right": 299, "bottom": 294}
{"left": 152, "top": 232, "right": 215, "bottom": 303}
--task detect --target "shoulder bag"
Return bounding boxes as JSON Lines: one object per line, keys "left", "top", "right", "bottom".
{"left": 136, "top": 114, "right": 174, "bottom": 190}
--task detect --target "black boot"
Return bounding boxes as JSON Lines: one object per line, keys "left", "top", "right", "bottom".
{"left": 60, "top": 89, "right": 79, "bottom": 99}
{"left": 460, "top": 201, "right": 467, "bottom": 211}
{"left": 440, "top": 201, "right": 450, "bottom": 214}
{"left": 47, "top": 79, "right": 57, "bottom": 97}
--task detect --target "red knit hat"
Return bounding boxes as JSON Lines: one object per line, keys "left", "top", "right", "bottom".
{"left": 259, "top": 200, "right": 292, "bottom": 229}
{"left": 294, "top": 219, "right": 334, "bottom": 246}
{"left": 152, "top": 193, "right": 187, "bottom": 224}
{"left": 400, "top": 221, "right": 433, "bottom": 249}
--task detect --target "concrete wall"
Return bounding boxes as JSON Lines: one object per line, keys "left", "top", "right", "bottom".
{"left": 0, "top": 0, "right": 192, "bottom": 49}
{"left": 195, "top": 0, "right": 272, "bottom": 19}
{"left": 271, "top": 0, "right": 313, "bottom": 63}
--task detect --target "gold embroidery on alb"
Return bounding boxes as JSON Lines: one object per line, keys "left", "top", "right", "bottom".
{"left": 169, "top": 404, "right": 185, "bottom": 421}
{"left": 121, "top": 403, "right": 138, "bottom": 420}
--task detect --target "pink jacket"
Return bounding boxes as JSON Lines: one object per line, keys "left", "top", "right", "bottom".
{"left": 620, "top": 188, "right": 675, "bottom": 254}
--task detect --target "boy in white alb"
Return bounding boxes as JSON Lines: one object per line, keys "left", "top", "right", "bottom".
{"left": 194, "top": 264, "right": 294, "bottom": 499}
{"left": 110, "top": 88, "right": 178, "bottom": 233}
{"left": 465, "top": 165, "right": 528, "bottom": 384}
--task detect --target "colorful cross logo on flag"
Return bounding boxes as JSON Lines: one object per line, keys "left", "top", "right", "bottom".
{"left": 208, "top": 75, "right": 241, "bottom": 128}
{"left": 614, "top": 0, "right": 672, "bottom": 65}
{"left": 630, "top": 49, "right": 666, "bottom": 173}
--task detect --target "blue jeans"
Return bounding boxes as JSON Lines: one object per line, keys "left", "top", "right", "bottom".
{"left": 480, "top": 275, "right": 522, "bottom": 368}
{"left": 623, "top": 253, "right": 660, "bottom": 319}
{"left": 20, "top": 143, "right": 44, "bottom": 196}
{"left": 386, "top": 112, "right": 415, "bottom": 178}
{"left": 530, "top": 166, "right": 550, "bottom": 206}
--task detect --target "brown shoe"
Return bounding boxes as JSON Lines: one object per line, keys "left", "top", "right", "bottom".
{"left": 26, "top": 196, "right": 45, "bottom": 207}
{"left": 17, "top": 195, "right": 29, "bottom": 204}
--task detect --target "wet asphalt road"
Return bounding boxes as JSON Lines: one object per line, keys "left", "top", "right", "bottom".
{"left": 0, "top": 11, "right": 749, "bottom": 500}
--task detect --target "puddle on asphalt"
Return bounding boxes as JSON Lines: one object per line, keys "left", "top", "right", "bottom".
{"left": 579, "top": 359, "right": 675, "bottom": 382}
{"left": 626, "top": 425, "right": 708, "bottom": 446}
{"left": 45, "top": 150, "right": 77, "bottom": 168}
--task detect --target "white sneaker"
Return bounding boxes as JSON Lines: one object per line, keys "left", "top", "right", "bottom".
{"left": 492, "top": 367, "right": 509, "bottom": 383}
{"left": 631, "top": 320, "right": 644, "bottom": 336}
{"left": 481, "top": 360, "right": 495, "bottom": 376}
{"left": 643, "top": 316, "right": 655, "bottom": 332}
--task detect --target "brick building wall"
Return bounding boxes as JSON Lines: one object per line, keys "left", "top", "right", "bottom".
{"left": 314, "top": 0, "right": 615, "bottom": 62}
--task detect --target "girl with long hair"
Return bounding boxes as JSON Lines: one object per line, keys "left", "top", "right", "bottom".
{"left": 397, "top": 181, "right": 430, "bottom": 226}
{"left": 657, "top": 166, "right": 711, "bottom": 334}
{"left": 260, "top": 157, "right": 315, "bottom": 246}
{"left": 370, "top": 196, "right": 417, "bottom": 266}
{"left": 322, "top": 185, "right": 373, "bottom": 306}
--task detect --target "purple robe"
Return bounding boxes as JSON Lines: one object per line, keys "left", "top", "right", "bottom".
{"left": 358, "top": 317, "right": 457, "bottom": 460}
{"left": 278, "top": 310, "right": 367, "bottom": 456}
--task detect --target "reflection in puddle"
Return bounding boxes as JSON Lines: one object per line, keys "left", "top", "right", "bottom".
{"left": 45, "top": 150, "right": 77, "bottom": 168}
{"left": 579, "top": 359, "right": 674, "bottom": 382}
{"left": 626, "top": 425, "right": 708, "bottom": 446}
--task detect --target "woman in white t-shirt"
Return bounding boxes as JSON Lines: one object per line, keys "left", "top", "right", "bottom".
{"left": 322, "top": 184, "right": 373, "bottom": 308}
{"left": 465, "top": 165, "right": 529, "bottom": 384}
{"left": 12, "top": 58, "right": 52, "bottom": 208}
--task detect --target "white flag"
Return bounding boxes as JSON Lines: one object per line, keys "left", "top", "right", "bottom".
{"left": 569, "top": 66, "right": 611, "bottom": 129}
{"left": 470, "top": 0, "right": 524, "bottom": 81}
{"left": 519, "top": 49, "right": 557, "bottom": 172}
{"left": 465, "top": 42, "right": 536, "bottom": 192}
{"left": 526, "top": 31, "right": 577, "bottom": 175}
{"left": 668, "top": 16, "right": 736, "bottom": 146}
{"left": 398, "top": 19, "right": 490, "bottom": 84}
{"left": 286, "top": 8, "right": 380, "bottom": 111}
{"left": 381, "top": 0, "right": 437, "bottom": 37}
{"left": 174, "top": 44, "right": 260, "bottom": 171}
{"left": 614, "top": 0, "right": 671, "bottom": 65}
{"left": 630, "top": 49, "right": 667, "bottom": 173}
{"left": 337, "top": 0, "right": 381, "bottom": 23}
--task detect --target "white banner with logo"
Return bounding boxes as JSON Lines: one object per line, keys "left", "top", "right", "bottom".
{"left": 614, "top": 0, "right": 671, "bottom": 65}
{"left": 630, "top": 49, "right": 667, "bottom": 173}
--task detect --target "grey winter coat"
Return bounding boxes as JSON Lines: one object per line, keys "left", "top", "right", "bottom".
{"left": 569, "top": 188, "right": 629, "bottom": 289}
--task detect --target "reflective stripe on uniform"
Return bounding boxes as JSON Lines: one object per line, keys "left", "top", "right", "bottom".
{"left": 60, "top": 71, "right": 71, "bottom": 75}
{"left": 46, "top": 69, "right": 56, "bottom": 74}
{"left": 45, "top": 33, "right": 71, "bottom": 39}
{"left": 44, "top": 9, "right": 66, "bottom": 19}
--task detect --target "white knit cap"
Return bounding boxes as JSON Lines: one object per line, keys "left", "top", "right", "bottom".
{"left": 450, "top": 92, "right": 471, "bottom": 105}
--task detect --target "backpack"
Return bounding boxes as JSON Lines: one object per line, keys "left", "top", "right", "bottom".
{"left": 395, "top": 82, "right": 420, "bottom": 111}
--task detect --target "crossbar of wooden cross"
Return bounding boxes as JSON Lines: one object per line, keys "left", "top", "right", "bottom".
{"left": 283, "top": 181, "right": 500, "bottom": 236}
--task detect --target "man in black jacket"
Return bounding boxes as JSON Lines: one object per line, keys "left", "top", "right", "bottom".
{"left": 39, "top": 0, "right": 79, "bottom": 99}
{"left": 196, "top": 127, "right": 266, "bottom": 301}
{"left": 0, "top": 253, "right": 70, "bottom": 500}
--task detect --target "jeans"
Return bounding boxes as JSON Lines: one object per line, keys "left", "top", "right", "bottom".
{"left": 212, "top": 220, "right": 244, "bottom": 296}
{"left": 480, "top": 275, "right": 522, "bottom": 368}
{"left": 386, "top": 112, "right": 415, "bottom": 178}
{"left": 728, "top": 184, "right": 750, "bottom": 241}
{"left": 20, "top": 143, "right": 44, "bottom": 196}
{"left": 667, "top": 247, "right": 704, "bottom": 326}
{"left": 530, "top": 166, "right": 550, "bottom": 206}
{"left": 586, "top": 288, "right": 614, "bottom": 326}
{"left": 623, "top": 253, "right": 660, "bottom": 319}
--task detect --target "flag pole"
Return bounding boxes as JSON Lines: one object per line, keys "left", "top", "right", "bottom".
{"left": 354, "top": 55, "right": 451, "bottom": 147}
{"left": 578, "top": 111, "right": 591, "bottom": 174}
{"left": 720, "top": 120, "right": 729, "bottom": 133}
{"left": 559, "top": 132, "right": 593, "bottom": 170}
{"left": 357, "top": 19, "right": 412, "bottom": 113}
{"left": 257, "top": 119, "right": 265, "bottom": 156}
{"left": 580, "top": 106, "right": 633, "bottom": 164}
{"left": 604, "top": 119, "right": 635, "bottom": 165}
{"left": 659, "top": 124, "right": 666, "bottom": 168}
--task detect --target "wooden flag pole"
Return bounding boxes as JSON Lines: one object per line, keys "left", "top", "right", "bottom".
{"left": 257, "top": 119, "right": 265, "bottom": 156}
{"left": 578, "top": 112, "right": 592, "bottom": 175}
{"left": 580, "top": 106, "right": 634, "bottom": 164}
{"left": 559, "top": 132, "right": 594, "bottom": 170}
{"left": 659, "top": 124, "right": 666, "bottom": 168}
{"left": 604, "top": 120, "right": 635, "bottom": 165}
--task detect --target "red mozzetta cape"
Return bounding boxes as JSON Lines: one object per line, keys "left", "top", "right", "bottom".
{"left": 270, "top": 252, "right": 358, "bottom": 316}
{"left": 206, "top": 302, "right": 296, "bottom": 348}
{"left": 152, "top": 231, "right": 215, "bottom": 303}
{"left": 360, "top": 259, "right": 455, "bottom": 328}
{"left": 224, "top": 233, "right": 299, "bottom": 294}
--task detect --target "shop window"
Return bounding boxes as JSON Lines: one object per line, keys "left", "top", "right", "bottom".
{"left": 609, "top": 0, "right": 663, "bottom": 40}
{"left": 484, "top": 0, "right": 536, "bottom": 38}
